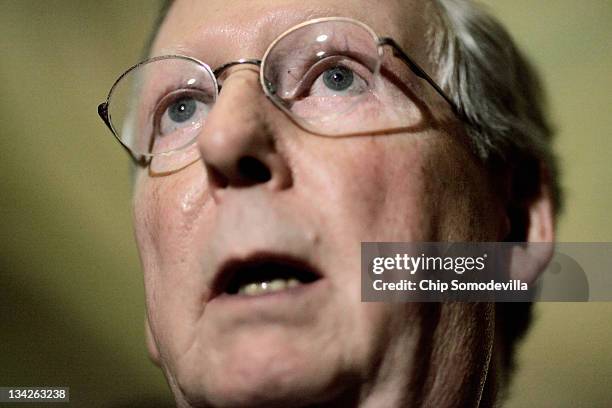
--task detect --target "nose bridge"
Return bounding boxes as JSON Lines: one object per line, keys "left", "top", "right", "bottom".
{"left": 213, "top": 58, "right": 262, "bottom": 80}
{"left": 196, "top": 62, "right": 292, "bottom": 195}
{"left": 208, "top": 65, "right": 268, "bottom": 133}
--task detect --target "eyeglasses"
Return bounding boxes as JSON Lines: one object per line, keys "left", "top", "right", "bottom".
{"left": 98, "top": 17, "right": 463, "bottom": 165}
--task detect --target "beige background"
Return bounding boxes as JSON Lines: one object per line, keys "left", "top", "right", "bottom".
{"left": 1, "top": 1, "right": 610, "bottom": 406}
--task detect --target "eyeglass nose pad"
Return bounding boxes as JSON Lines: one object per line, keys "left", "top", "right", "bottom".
{"left": 213, "top": 59, "right": 262, "bottom": 79}
{"left": 213, "top": 59, "right": 263, "bottom": 98}
{"left": 264, "top": 80, "right": 276, "bottom": 96}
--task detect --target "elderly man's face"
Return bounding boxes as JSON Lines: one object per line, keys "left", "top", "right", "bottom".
{"left": 134, "top": 0, "right": 508, "bottom": 406}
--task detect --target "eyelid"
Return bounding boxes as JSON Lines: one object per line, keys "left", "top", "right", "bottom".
{"left": 152, "top": 88, "right": 214, "bottom": 136}
{"left": 285, "top": 55, "right": 373, "bottom": 101}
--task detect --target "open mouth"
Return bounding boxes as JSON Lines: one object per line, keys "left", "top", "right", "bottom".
{"left": 214, "top": 255, "right": 322, "bottom": 297}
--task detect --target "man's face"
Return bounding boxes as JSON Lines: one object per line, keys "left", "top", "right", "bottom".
{"left": 134, "top": 0, "right": 508, "bottom": 406}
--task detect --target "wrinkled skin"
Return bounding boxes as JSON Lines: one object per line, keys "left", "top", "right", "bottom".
{"left": 133, "top": 0, "right": 553, "bottom": 407}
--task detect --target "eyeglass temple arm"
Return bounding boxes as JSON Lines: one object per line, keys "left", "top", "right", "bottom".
{"left": 98, "top": 102, "right": 114, "bottom": 133}
{"left": 378, "top": 37, "right": 466, "bottom": 122}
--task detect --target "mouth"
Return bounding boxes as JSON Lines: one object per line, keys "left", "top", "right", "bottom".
{"left": 213, "top": 254, "right": 323, "bottom": 298}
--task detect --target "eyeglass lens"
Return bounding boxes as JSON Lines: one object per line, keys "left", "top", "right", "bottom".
{"left": 106, "top": 19, "right": 425, "bottom": 162}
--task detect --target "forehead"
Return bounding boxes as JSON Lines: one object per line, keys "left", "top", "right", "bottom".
{"left": 153, "top": 0, "right": 435, "bottom": 66}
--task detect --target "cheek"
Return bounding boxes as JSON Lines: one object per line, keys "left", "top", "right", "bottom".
{"left": 294, "top": 130, "right": 501, "bottom": 244}
{"left": 132, "top": 165, "right": 214, "bottom": 346}
{"left": 133, "top": 165, "right": 211, "bottom": 265}
{"left": 300, "top": 134, "right": 433, "bottom": 242}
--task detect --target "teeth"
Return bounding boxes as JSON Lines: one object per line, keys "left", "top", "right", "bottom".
{"left": 268, "top": 279, "right": 286, "bottom": 291}
{"left": 237, "top": 278, "right": 301, "bottom": 296}
{"left": 240, "top": 283, "right": 260, "bottom": 296}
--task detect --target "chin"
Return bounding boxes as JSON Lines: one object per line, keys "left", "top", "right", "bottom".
{"left": 172, "top": 334, "right": 353, "bottom": 408}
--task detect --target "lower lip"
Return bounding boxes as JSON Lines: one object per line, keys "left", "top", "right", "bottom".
{"left": 206, "top": 279, "right": 329, "bottom": 319}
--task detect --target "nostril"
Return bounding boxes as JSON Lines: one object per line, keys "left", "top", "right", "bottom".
{"left": 238, "top": 156, "right": 272, "bottom": 183}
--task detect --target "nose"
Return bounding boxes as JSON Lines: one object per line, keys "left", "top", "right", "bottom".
{"left": 197, "top": 68, "right": 292, "bottom": 197}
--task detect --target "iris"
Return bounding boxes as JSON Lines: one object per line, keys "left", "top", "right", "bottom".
{"left": 322, "top": 66, "right": 354, "bottom": 91}
{"left": 168, "top": 98, "right": 197, "bottom": 123}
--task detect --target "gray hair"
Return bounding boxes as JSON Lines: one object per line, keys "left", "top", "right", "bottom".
{"left": 428, "top": 2, "right": 563, "bottom": 393}
{"left": 431, "top": 0, "right": 561, "bottom": 214}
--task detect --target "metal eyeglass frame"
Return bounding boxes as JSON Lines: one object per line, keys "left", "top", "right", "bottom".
{"left": 98, "top": 16, "right": 466, "bottom": 161}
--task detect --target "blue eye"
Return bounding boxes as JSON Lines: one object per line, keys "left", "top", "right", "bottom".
{"left": 168, "top": 98, "right": 197, "bottom": 123}
{"left": 154, "top": 90, "right": 212, "bottom": 137}
{"left": 322, "top": 66, "right": 354, "bottom": 91}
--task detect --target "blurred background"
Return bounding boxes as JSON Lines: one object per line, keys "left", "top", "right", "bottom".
{"left": 1, "top": 1, "right": 610, "bottom": 407}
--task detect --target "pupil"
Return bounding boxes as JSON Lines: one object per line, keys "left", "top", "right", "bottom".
{"left": 169, "top": 98, "right": 196, "bottom": 123}
{"left": 322, "top": 66, "right": 354, "bottom": 91}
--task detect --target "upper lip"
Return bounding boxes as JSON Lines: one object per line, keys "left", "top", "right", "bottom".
{"left": 211, "top": 252, "right": 324, "bottom": 298}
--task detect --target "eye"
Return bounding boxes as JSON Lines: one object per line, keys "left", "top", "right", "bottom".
{"left": 168, "top": 97, "right": 198, "bottom": 123}
{"left": 322, "top": 66, "right": 354, "bottom": 91}
{"left": 310, "top": 63, "right": 368, "bottom": 97}
{"left": 153, "top": 89, "right": 212, "bottom": 137}
{"left": 288, "top": 57, "right": 371, "bottom": 99}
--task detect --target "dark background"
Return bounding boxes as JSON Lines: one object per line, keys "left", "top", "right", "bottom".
{"left": 1, "top": 1, "right": 611, "bottom": 406}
